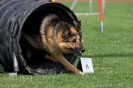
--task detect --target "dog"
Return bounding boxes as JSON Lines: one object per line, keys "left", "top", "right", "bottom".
{"left": 21, "top": 13, "right": 85, "bottom": 75}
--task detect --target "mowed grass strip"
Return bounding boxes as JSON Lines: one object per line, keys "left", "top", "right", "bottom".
{"left": 0, "top": 2, "right": 133, "bottom": 88}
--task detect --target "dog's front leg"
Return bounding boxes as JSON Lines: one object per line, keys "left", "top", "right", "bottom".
{"left": 53, "top": 53, "right": 84, "bottom": 75}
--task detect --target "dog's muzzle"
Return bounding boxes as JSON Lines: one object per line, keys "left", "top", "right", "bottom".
{"left": 72, "top": 46, "right": 85, "bottom": 56}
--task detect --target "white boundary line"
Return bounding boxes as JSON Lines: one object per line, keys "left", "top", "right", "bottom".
{"left": 75, "top": 12, "right": 99, "bottom": 16}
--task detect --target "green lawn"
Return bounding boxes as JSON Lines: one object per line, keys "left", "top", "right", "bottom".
{"left": 1, "top": 2, "right": 133, "bottom": 88}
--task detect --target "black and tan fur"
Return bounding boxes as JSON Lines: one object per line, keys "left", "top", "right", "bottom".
{"left": 21, "top": 13, "right": 85, "bottom": 75}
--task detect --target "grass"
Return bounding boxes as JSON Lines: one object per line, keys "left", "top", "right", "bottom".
{"left": 1, "top": 2, "right": 133, "bottom": 88}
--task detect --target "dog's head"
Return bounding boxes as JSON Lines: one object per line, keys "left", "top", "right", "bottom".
{"left": 60, "top": 21, "right": 85, "bottom": 56}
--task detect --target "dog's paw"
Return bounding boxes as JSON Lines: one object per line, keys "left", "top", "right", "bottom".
{"left": 79, "top": 71, "right": 84, "bottom": 75}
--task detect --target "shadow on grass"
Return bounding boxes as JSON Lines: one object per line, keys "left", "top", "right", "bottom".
{"left": 83, "top": 53, "right": 133, "bottom": 58}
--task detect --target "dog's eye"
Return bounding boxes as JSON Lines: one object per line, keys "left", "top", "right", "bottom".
{"left": 71, "top": 39, "right": 76, "bottom": 43}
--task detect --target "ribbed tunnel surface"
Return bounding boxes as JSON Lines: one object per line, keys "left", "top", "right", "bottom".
{"left": 0, "top": 0, "right": 80, "bottom": 75}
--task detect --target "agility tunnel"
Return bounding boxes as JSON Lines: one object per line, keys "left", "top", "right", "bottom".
{"left": 0, "top": 0, "right": 81, "bottom": 75}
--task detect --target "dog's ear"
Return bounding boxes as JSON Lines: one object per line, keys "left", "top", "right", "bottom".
{"left": 62, "top": 22, "right": 71, "bottom": 38}
{"left": 75, "top": 20, "right": 81, "bottom": 31}
{"left": 78, "top": 20, "right": 81, "bottom": 27}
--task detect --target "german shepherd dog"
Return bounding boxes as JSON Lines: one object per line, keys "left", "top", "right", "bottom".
{"left": 21, "top": 13, "right": 85, "bottom": 75}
